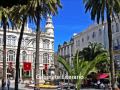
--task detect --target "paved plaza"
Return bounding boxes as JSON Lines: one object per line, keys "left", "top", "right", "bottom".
{"left": 0, "top": 80, "right": 104, "bottom": 90}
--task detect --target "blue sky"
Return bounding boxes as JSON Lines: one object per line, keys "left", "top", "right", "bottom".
{"left": 53, "top": 0, "right": 94, "bottom": 51}
{"left": 29, "top": 0, "right": 94, "bottom": 52}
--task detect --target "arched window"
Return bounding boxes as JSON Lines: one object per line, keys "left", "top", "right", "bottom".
{"left": 0, "top": 50, "right": 3, "bottom": 61}
{"left": 43, "top": 39, "right": 50, "bottom": 49}
{"left": 22, "top": 51, "right": 27, "bottom": 62}
{"left": 7, "top": 35, "right": 16, "bottom": 46}
{"left": 33, "top": 52, "right": 35, "bottom": 63}
{"left": 7, "top": 50, "right": 15, "bottom": 61}
{"left": 43, "top": 53, "right": 49, "bottom": 64}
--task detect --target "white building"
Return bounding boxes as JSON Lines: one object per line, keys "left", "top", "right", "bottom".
{"left": 57, "top": 38, "right": 74, "bottom": 76}
{"left": 74, "top": 20, "right": 120, "bottom": 59}
{"left": 0, "top": 15, "right": 54, "bottom": 81}
{"left": 58, "top": 19, "right": 120, "bottom": 75}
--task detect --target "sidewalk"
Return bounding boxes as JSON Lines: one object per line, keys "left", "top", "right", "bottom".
{"left": 0, "top": 80, "right": 105, "bottom": 90}
{"left": 0, "top": 80, "right": 33, "bottom": 90}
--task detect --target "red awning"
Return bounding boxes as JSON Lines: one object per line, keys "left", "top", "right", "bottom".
{"left": 97, "top": 73, "right": 109, "bottom": 79}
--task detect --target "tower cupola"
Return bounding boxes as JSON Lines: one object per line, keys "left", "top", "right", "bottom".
{"left": 45, "top": 14, "right": 54, "bottom": 35}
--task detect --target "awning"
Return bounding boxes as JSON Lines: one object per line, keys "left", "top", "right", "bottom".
{"left": 97, "top": 73, "right": 109, "bottom": 79}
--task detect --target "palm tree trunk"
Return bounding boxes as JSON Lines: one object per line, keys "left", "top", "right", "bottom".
{"left": 76, "top": 80, "right": 81, "bottom": 90}
{"left": 2, "top": 15, "right": 7, "bottom": 82}
{"left": 34, "top": 11, "right": 40, "bottom": 90}
{"left": 15, "top": 16, "right": 26, "bottom": 90}
{"left": 107, "top": 10, "right": 115, "bottom": 90}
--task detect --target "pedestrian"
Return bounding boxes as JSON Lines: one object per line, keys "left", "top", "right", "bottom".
{"left": 7, "top": 78, "right": 10, "bottom": 90}
{"left": 1, "top": 78, "right": 6, "bottom": 90}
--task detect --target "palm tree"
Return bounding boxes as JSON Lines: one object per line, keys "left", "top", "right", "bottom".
{"left": 0, "top": 7, "right": 8, "bottom": 82}
{"left": 79, "top": 42, "right": 107, "bottom": 61}
{"left": 58, "top": 51, "right": 107, "bottom": 90}
{"left": 1, "top": 1, "right": 30, "bottom": 90}
{"left": 27, "top": 1, "right": 62, "bottom": 89}
{"left": 10, "top": 0, "right": 62, "bottom": 89}
{"left": 10, "top": 5, "right": 29, "bottom": 90}
{"left": 83, "top": 0, "right": 120, "bottom": 89}
{"left": 10, "top": 4, "right": 34, "bottom": 90}
{"left": 1, "top": 1, "right": 62, "bottom": 90}
{"left": 80, "top": 42, "right": 109, "bottom": 72}
{"left": 0, "top": 1, "right": 19, "bottom": 82}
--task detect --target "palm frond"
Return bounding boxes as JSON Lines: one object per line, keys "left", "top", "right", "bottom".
{"left": 58, "top": 56, "right": 73, "bottom": 75}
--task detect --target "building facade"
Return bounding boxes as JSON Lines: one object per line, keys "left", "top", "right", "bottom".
{"left": 74, "top": 20, "right": 120, "bottom": 59}
{"left": 0, "top": 15, "right": 54, "bottom": 81}
{"left": 57, "top": 18, "right": 120, "bottom": 75}
{"left": 57, "top": 38, "right": 74, "bottom": 76}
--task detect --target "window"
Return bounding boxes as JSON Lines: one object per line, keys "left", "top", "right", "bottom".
{"left": 0, "top": 50, "right": 3, "bottom": 61}
{"left": 33, "top": 52, "right": 35, "bottom": 63}
{"left": 43, "top": 53, "right": 49, "bottom": 64}
{"left": 114, "top": 40, "right": 117, "bottom": 46}
{"left": 7, "top": 35, "right": 16, "bottom": 46}
{"left": 71, "top": 45, "right": 73, "bottom": 56}
{"left": 52, "top": 42, "right": 54, "bottom": 50}
{"left": 116, "top": 39, "right": 120, "bottom": 46}
{"left": 82, "top": 38, "right": 84, "bottom": 42}
{"left": 7, "top": 50, "right": 15, "bottom": 61}
{"left": 76, "top": 41, "right": 77, "bottom": 47}
{"left": 78, "top": 40, "right": 80, "bottom": 46}
{"left": 67, "top": 46, "right": 69, "bottom": 55}
{"left": 22, "top": 38, "right": 28, "bottom": 47}
{"left": 0, "top": 37, "right": 3, "bottom": 46}
{"left": 62, "top": 48, "right": 64, "bottom": 56}
{"left": 112, "top": 25, "right": 115, "bottom": 33}
{"left": 92, "top": 32, "right": 96, "bottom": 38}
{"left": 22, "top": 51, "right": 27, "bottom": 62}
{"left": 76, "top": 40, "right": 80, "bottom": 47}
{"left": 116, "top": 23, "right": 119, "bottom": 32}
{"left": 64, "top": 47, "right": 66, "bottom": 55}
{"left": 87, "top": 35, "right": 89, "bottom": 40}
{"left": 99, "top": 29, "right": 102, "bottom": 35}
{"left": 113, "top": 40, "right": 115, "bottom": 47}
{"left": 43, "top": 39, "right": 50, "bottom": 49}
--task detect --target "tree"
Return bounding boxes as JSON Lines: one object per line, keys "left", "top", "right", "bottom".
{"left": 58, "top": 51, "right": 107, "bottom": 90}
{"left": 1, "top": 1, "right": 30, "bottom": 89}
{"left": 27, "top": 1, "right": 62, "bottom": 89}
{"left": 10, "top": 4, "right": 37, "bottom": 90}
{"left": 11, "top": 4, "right": 31, "bottom": 90}
{"left": 1, "top": 1, "right": 62, "bottom": 90}
{"left": 79, "top": 42, "right": 107, "bottom": 61}
{"left": 0, "top": 1, "right": 23, "bottom": 82}
{"left": 83, "top": 0, "right": 120, "bottom": 89}
{"left": 0, "top": 7, "right": 8, "bottom": 82}
{"left": 80, "top": 42, "right": 109, "bottom": 72}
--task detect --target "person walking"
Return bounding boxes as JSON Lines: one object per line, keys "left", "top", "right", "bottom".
{"left": 7, "top": 78, "right": 10, "bottom": 90}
